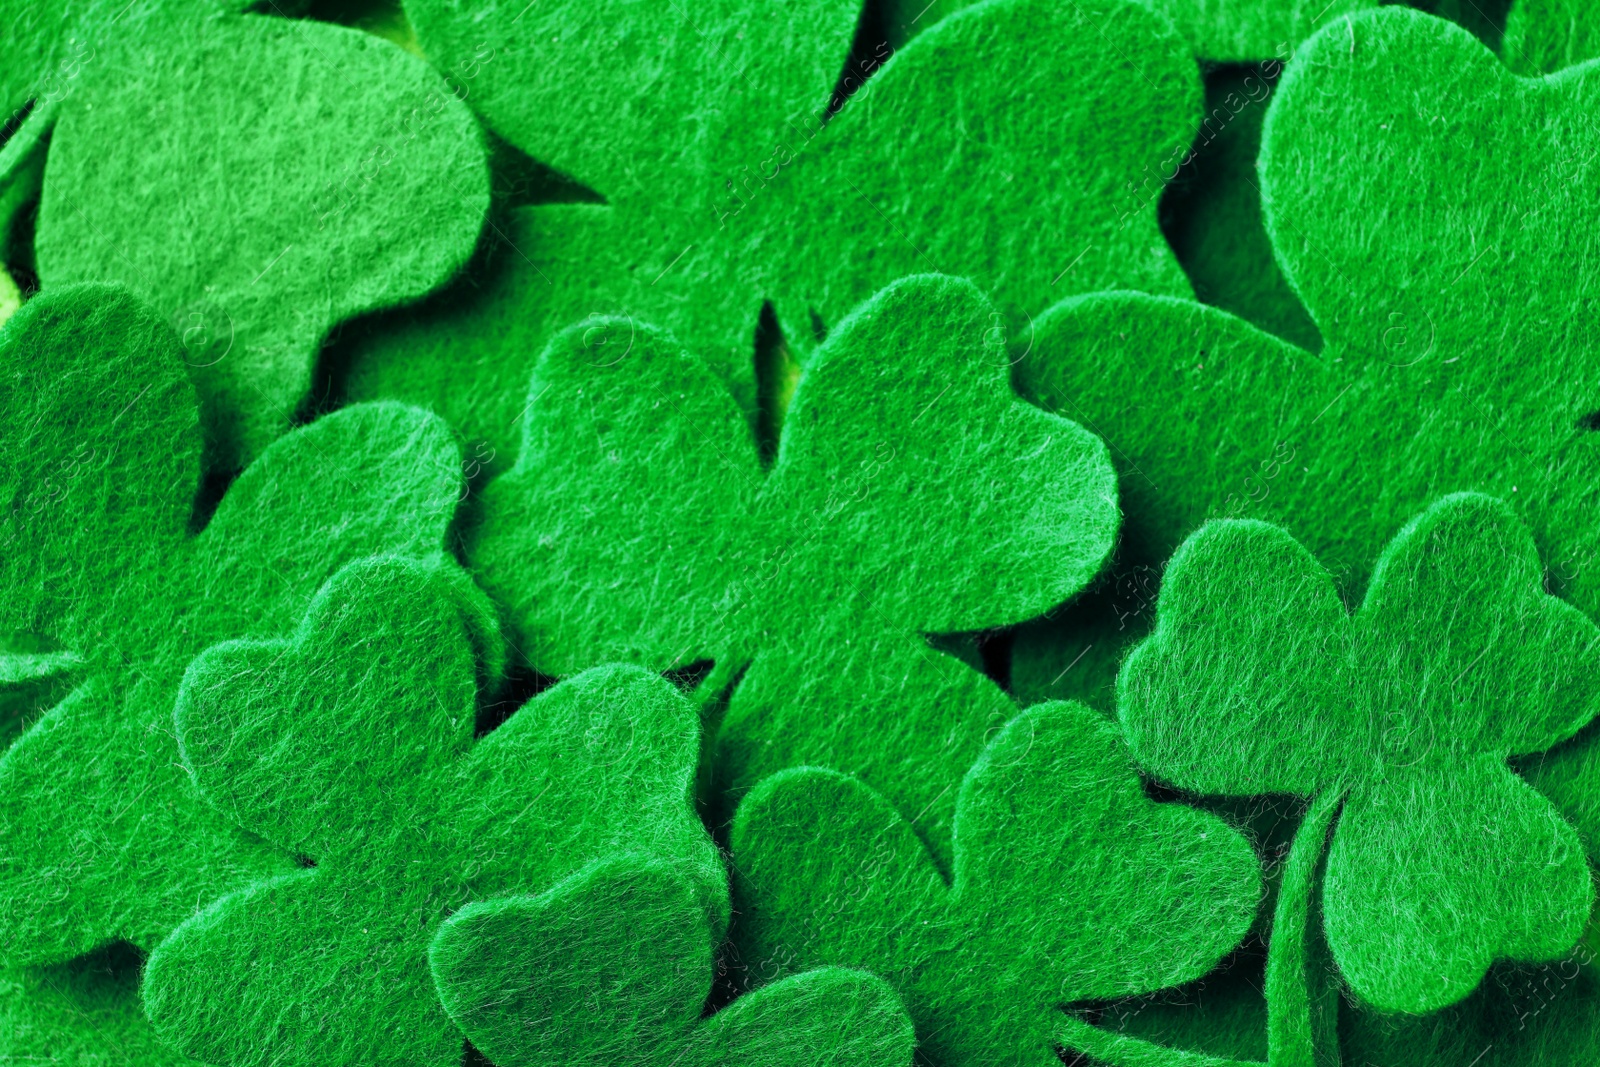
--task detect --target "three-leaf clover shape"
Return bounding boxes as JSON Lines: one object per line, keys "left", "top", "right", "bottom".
{"left": 1119, "top": 493, "right": 1600, "bottom": 1013}
{"left": 469, "top": 273, "right": 1119, "bottom": 868}
{"left": 144, "top": 556, "right": 724, "bottom": 1067}
{"left": 344, "top": 0, "right": 1200, "bottom": 472}
{"left": 428, "top": 856, "right": 916, "bottom": 1065}
{"left": 0, "top": 283, "right": 467, "bottom": 967}
{"left": 729, "top": 698, "right": 1263, "bottom": 1066}
{"left": 1015, "top": 7, "right": 1600, "bottom": 706}
{"left": 1, "top": 1, "right": 488, "bottom": 470}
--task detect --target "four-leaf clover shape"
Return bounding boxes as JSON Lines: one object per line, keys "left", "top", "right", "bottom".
{"left": 0, "top": 283, "right": 468, "bottom": 969}
{"left": 1119, "top": 493, "right": 1600, "bottom": 1014}
{"left": 428, "top": 856, "right": 916, "bottom": 1065}
{"left": 344, "top": 0, "right": 1201, "bottom": 473}
{"left": 1, "top": 0, "right": 488, "bottom": 470}
{"left": 469, "top": 273, "right": 1119, "bottom": 868}
{"left": 730, "top": 698, "right": 1264, "bottom": 1066}
{"left": 144, "top": 556, "right": 725, "bottom": 1067}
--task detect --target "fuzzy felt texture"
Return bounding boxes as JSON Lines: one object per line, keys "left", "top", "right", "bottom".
{"left": 1504, "top": 0, "right": 1600, "bottom": 72}
{"left": 0, "top": 947, "right": 195, "bottom": 1067}
{"left": 0, "top": 647, "right": 78, "bottom": 752}
{"left": 342, "top": 0, "right": 1200, "bottom": 474}
{"left": 1012, "top": 7, "right": 1600, "bottom": 729}
{"left": 1119, "top": 494, "right": 1598, "bottom": 1014}
{"left": 1152, "top": 1, "right": 1377, "bottom": 60}
{"left": 729, "top": 699, "right": 1263, "bottom": 1066}
{"left": 0, "top": 101, "right": 48, "bottom": 268}
{"left": 0, "top": 266, "right": 18, "bottom": 327}
{"left": 142, "top": 560, "right": 721, "bottom": 1067}
{"left": 1338, "top": 947, "right": 1600, "bottom": 1067}
{"left": 0, "top": 283, "right": 467, "bottom": 973}
{"left": 0, "top": 0, "right": 173, "bottom": 122}
{"left": 429, "top": 855, "right": 916, "bottom": 1065}
{"left": 31, "top": 8, "right": 488, "bottom": 471}
{"left": 1158, "top": 64, "right": 1319, "bottom": 352}
{"left": 880, "top": 0, "right": 1376, "bottom": 57}
{"left": 469, "top": 274, "right": 1117, "bottom": 867}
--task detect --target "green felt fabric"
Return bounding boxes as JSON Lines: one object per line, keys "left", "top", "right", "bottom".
{"left": 1152, "top": 1, "right": 1377, "bottom": 60}
{"left": 429, "top": 855, "right": 916, "bottom": 1065}
{"left": 143, "top": 562, "right": 722, "bottom": 1067}
{"left": 1011, "top": 55, "right": 1322, "bottom": 712}
{"left": 1088, "top": 960, "right": 1271, "bottom": 1066}
{"left": 880, "top": 0, "right": 1377, "bottom": 57}
{"left": 0, "top": 0, "right": 161, "bottom": 123}
{"left": 0, "top": 265, "right": 18, "bottom": 327}
{"left": 470, "top": 274, "right": 1117, "bottom": 866}
{"left": 1478, "top": 956, "right": 1600, "bottom": 1067}
{"left": 1056, "top": 792, "right": 1341, "bottom": 1067}
{"left": 0, "top": 101, "right": 49, "bottom": 268}
{"left": 1160, "top": 64, "right": 1320, "bottom": 352}
{"left": 729, "top": 699, "right": 1263, "bottom": 1066}
{"left": 1013, "top": 6, "right": 1600, "bottom": 738}
{"left": 352, "top": 0, "right": 860, "bottom": 457}
{"left": 1339, "top": 950, "right": 1600, "bottom": 1067}
{"left": 0, "top": 283, "right": 466, "bottom": 969}
{"left": 1411, "top": 0, "right": 1512, "bottom": 45}
{"left": 0, "top": 649, "right": 78, "bottom": 752}
{"left": 1518, "top": 725, "right": 1600, "bottom": 863}
{"left": 1504, "top": 0, "right": 1600, "bottom": 72}
{"left": 0, "top": 947, "right": 196, "bottom": 1067}
{"left": 1008, "top": 574, "right": 1155, "bottom": 712}
{"left": 30, "top": 8, "right": 488, "bottom": 471}
{"left": 1119, "top": 494, "right": 1598, "bottom": 1014}
{"left": 403, "top": 0, "right": 856, "bottom": 200}
{"left": 342, "top": 0, "right": 1200, "bottom": 475}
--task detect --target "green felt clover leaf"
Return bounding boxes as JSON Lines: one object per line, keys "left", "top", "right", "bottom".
{"left": 1120, "top": 494, "right": 1600, "bottom": 1014}
{"left": 343, "top": 0, "right": 1200, "bottom": 473}
{"left": 1504, "top": 0, "right": 1600, "bottom": 72}
{"left": 470, "top": 273, "right": 1118, "bottom": 867}
{"left": 428, "top": 855, "right": 916, "bottom": 1066}
{"left": 729, "top": 699, "right": 1263, "bottom": 1066}
{"left": 0, "top": 283, "right": 468, "bottom": 970}
{"left": 143, "top": 557, "right": 722, "bottom": 1067}
{"left": 8, "top": 3, "right": 488, "bottom": 471}
{"left": 1012, "top": 6, "right": 1600, "bottom": 703}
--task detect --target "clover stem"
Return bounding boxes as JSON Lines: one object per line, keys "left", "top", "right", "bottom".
{"left": 1264, "top": 790, "right": 1344, "bottom": 1067}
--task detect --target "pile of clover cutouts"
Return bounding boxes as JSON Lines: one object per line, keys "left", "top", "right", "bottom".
{"left": 3, "top": 1, "right": 1600, "bottom": 1065}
